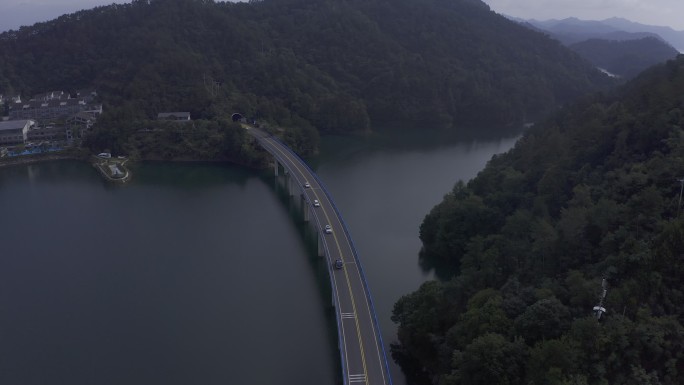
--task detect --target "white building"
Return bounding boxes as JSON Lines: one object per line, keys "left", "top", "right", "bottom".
{"left": 9, "top": 98, "right": 102, "bottom": 121}
{"left": 157, "top": 112, "right": 191, "bottom": 121}
{"left": 0, "top": 120, "right": 34, "bottom": 145}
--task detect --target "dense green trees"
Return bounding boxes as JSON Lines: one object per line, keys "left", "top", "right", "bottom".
{"left": 84, "top": 117, "right": 264, "bottom": 165}
{"left": 0, "top": 0, "right": 612, "bottom": 144}
{"left": 393, "top": 56, "right": 684, "bottom": 384}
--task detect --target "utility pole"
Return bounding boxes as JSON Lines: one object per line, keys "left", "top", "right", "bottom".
{"left": 593, "top": 278, "right": 608, "bottom": 320}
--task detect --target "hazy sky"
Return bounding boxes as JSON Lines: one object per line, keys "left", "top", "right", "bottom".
{"left": 1, "top": 0, "right": 683, "bottom": 32}
{"left": 483, "top": 0, "right": 684, "bottom": 30}
{"left": 1, "top": 1, "right": 131, "bottom": 32}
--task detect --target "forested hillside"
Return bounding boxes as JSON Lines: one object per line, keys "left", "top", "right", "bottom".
{"left": 569, "top": 37, "right": 679, "bottom": 79}
{"left": 0, "top": 0, "right": 611, "bottom": 152}
{"left": 393, "top": 55, "right": 684, "bottom": 384}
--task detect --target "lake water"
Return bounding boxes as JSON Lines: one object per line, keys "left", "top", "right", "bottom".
{"left": 0, "top": 130, "right": 518, "bottom": 384}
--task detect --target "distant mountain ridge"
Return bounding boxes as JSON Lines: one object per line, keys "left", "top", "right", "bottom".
{"left": 569, "top": 37, "right": 680, "bottom": 78}
{"left": 522, "top": 17, "right": 684, "bottom": 52}
{"left": 602, "top": 17, "right": 684, "bottom": 52}
{"left": 512, "top": 16, "right": 682, "bottom": 79}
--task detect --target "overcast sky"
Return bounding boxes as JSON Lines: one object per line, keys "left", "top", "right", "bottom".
{"left": 1, "top": 0, "right": 683, "bottom": 33}
{"left": 483, "top": 0, "right": 684, "bottom": 30}
{"left": 1, "top": 1, "right": 130, "bottom": 32}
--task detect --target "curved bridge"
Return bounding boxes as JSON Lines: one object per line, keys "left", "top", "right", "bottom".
{"left": 248, "top": 127, "right": 393, "bottom": 385}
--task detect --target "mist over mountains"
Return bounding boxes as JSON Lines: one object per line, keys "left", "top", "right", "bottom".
{"left": 512, "top": 16, "right": 682, "bottom": 79}
{"left": 522, "top": 17, "right": 684, "bottom": 52}
{"left": 569, "top": 37, "right": 680, "bottom": 79}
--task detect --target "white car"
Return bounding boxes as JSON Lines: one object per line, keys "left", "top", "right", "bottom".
{"left": 313, "top": 199, "right": 320, "bottom": 207}
{"left": 324, "top": 224, "right": 332, "bottom": 234}
{"left": 304, "top": 182, "right": 311, "bottom": 188}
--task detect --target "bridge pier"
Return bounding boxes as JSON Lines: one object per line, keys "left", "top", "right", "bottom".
{"left": 302, "top": 195, "right": 310, "bottom": 222}
{"left": 288, "top": 176, "right": 295, "bottom": 196}
{"left": 251, "top": 129, "right": 393, "bottom": 385}
{"left": 318, "top": 233, "right": 325, "bottom": 257}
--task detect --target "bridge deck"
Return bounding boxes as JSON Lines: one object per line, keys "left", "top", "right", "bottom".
{"left": 249, "top": 128, "right": 392, "bottom": 385}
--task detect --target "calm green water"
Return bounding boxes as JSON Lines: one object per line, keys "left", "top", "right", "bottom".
{"left": 313, "top": 130, "right": 519, "bottom": 383}
{"left": 0, "top": 130, "right": 518, "bottom": 385}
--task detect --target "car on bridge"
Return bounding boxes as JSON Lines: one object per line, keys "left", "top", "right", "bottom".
{"left": 334, "top": 259, "right": 344, "bottom": 269}
{"left": 313, "top": 199, "right": 320, "bottom": 207}
{"left": 325, "top": 224, "right": 332, "bottom": 234}
{"left": 304, "top": 182, "right": 311, "bottom": 188}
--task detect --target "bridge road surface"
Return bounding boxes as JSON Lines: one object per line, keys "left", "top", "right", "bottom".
{"left": 248, "top": 127, "right": 392, "bottom": 385}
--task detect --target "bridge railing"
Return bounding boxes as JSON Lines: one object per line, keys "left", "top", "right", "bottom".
{"left": 256, "top": 137, "right": 349, "bottom": 385}
{"left": 264, "top": 134, "right": 394, "bottom": 385}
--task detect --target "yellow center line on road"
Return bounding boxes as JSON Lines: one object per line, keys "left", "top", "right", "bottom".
{"left": 318, "top": 199, "right": 369, "bottom": 384}
{"left": 263, "top": 138, "right": 372, "bottom": 384}
{"left": 317, "top": 193, "right": 388, "bottom": 385}
{"left": 336, "top": 229, "right": 388, "bottom": 384}
{"left": 262, "top": 141, "right": 355, "bottom": 375}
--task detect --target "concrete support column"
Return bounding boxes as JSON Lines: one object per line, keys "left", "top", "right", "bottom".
{"left": 302, "top": 195, "right": 310, "bottom": 222}
{"left": 318, "top": 234, "right": 325, "bottom": 257}
{"left": 273, "top": 159, "right": 279, "bottom": 177}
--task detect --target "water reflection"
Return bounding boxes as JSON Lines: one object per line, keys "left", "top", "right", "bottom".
{"left": 0, "top": 129, "right": 520, "bottom": 385}
{"left": 0, "top": 161, "right": 338, "bottom": 385}
{"left": 418, "top": 248, "right": 460, "bottom": 281}
{"left": 131, "top": 161, "right": 253, "bottom": 188}
{"left": 312, "top": 129, "right": 520, "bottom": 385}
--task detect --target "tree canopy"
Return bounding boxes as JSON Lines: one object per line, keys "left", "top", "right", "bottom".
{"left": 394, "top": 55, "right": 684, "bottom": 385}
{"left": 0, "top": 0, "right": 612, "bottom": 139}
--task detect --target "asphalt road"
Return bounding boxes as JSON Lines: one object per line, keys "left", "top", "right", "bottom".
{"left": 248, "top": 128, "right": 392, "bottom": 385}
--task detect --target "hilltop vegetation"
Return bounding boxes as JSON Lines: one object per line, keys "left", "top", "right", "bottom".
{"left": 0, "top": 0, "right": 612, "bottom": 155}
{"left": 393, "top": 55, "right": 684, "bottom": 384}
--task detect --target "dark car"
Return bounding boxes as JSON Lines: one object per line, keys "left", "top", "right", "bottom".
{"left": 334, "top": 259, "right": 343, "bottom": 269}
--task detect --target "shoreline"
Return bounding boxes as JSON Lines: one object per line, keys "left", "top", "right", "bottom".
{"left": 0, "top": 151, "right": 268, "bottom": 183}
{"left": 0, "top": 153, "right": 86, "bottom": 168}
